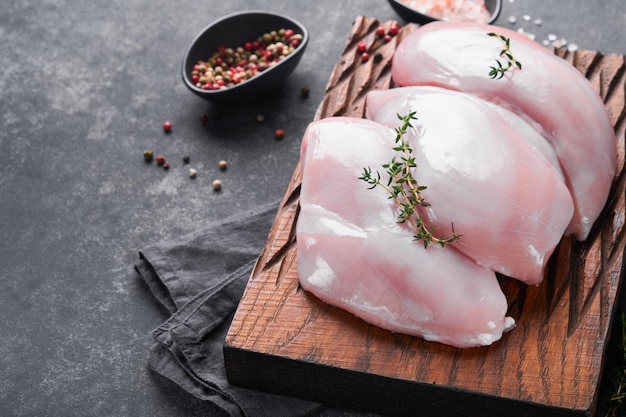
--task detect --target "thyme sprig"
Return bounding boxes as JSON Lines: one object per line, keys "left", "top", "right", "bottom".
{"left": 358, "top": 111, "right": 462, "bottom": 249}
{"left": 487, "top": 32, "right": 522, "bottom": 79}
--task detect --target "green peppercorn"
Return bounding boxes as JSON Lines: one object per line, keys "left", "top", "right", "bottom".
{"left": 143, "top": 149, "right": 154, "bottom": 162}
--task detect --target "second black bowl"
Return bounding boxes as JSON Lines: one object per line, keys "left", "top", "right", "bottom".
{"left": 387, "top": 0, "right": 502, "bottom": 25}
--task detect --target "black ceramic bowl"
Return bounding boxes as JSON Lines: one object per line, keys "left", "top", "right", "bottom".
{"left": 182, "top": 11, "right": 309, "bottom": 104}
{"left": 387, "top": 0, "right": 502, "bottom": 25}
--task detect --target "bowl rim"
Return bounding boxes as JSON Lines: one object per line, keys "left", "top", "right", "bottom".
{"left": 181, "top": 10, "right": 309, "bottom": 99}
{"left": 387, "top": 0, "right": 502, "bottom": 25}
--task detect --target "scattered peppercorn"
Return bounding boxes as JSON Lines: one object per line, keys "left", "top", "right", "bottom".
{"left": 189, "top": 168, "right": 197, "bottom": 179}
{"left": 163, "top": 121, "right": 172, "bottom": 133}
{"left": 357, "top": 41, "right": 367, "bottom": 53}
{"left": 301, "top": 86, "right": 310, "bottom": 99}
{"left": 143, "top": 149, "right": 154, "bottom": 162}
{"left": 218, "top": 160, "right": 227, "bottom": 171}
{"left": 256, "top": 114, "right": 266, "bottom": 122}
{"left": 361, "top": 52, "right": 370, "bottom": 63}
{"left": 275, "top": 129, "right": 285, "bottom": 140}
{"left": 376, "top": 26, "right": 386, "bottom": 37}
{"left": 156, "top": 155, "right": 166, "bottom": 166}
{"left": 212, "top": 179, "right": 222, "bottom": 191}
{"left": 183, "top": 156, "right": 190, "bottom": 164}
{"left": 374, "top": 52, "right": 383, "bottom": 63}
{"left": 388, "top": 23, "right": 400, "bottom": 37}
{"left": 190, "top": 28, "right": 303, "bottom": 91}
{"left": 384, "top": 34, "right": 392, "bottom": 43}
{"left": 200, "top": 114, "right": 208, "bottom": 124}
{"left": 162, "top": 162, "right": 170, "bottom": 170}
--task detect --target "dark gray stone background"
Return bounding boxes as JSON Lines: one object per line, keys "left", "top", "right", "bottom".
{"left": 1, "top": 1, "right": 625, "bottom": 416}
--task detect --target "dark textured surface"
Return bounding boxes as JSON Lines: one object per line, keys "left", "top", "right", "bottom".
{"left": 0, "top": 1, "right": 625, "bottom": 416}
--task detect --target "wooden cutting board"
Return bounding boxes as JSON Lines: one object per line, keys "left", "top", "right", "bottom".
{"left": 224, "top": 16, "right": 626, "bottom": 417}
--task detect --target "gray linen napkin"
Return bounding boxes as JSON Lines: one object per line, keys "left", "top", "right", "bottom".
{"left": 135, "top": 200, "right": 321, "bottom": 417}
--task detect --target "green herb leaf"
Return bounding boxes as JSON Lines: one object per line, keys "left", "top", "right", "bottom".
{"left": 358, "top": 112, "right": 462, "bottom": 249}
{"left": 487, "top": 32, "right": 523, "bottom": 79}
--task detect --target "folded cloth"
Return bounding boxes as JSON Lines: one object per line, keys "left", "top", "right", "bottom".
{"left": 135, "top": 200, "right": 321, "bottom": 417}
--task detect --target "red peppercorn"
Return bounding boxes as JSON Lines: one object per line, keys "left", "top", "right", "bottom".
{"left": 383, "top": 34, "right": 392, "bottom": 43}
{"left": 357, "top": 41, "right": 367, "bottom": 53}
{"left": 163, "top": 121, "right": 172, "bottom": 133}
{"left": 275, "top": 129, "right": 285, "bottom": 139}
{"left": 156, "top": 155, "right": 165, "bottom": 165}
{"left": 360, "top": 52, "right": 370, "bottom": 63}
{"left": 162, "top": 162, "right": 170, "bottom": 170}
{"left": 284, "top": 29, "right": 294, "bottom": 39}
{"left": 388, "top": 24, "right": 400, "bottom": 36}
{"left": 200, "top": 114, "right": 207, "bottom": 123}
{"left": 376, "top": 26, "right": 385, "bottom": 37}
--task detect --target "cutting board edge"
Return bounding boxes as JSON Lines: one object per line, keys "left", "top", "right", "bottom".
{"left": 223, "top": 343, "right": 595, "bottom": 417}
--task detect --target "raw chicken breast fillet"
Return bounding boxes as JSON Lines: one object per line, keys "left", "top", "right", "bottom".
{"left": 297, "top": 117, "right": 515, "bottom": 348}
{"left": 392, "top": 21, "right": 616, "bottom": 240}
{"left": 366, "top": 86, "right": 574, "bottom": 285}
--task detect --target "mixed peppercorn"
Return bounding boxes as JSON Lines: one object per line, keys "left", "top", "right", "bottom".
{"left": 143, "top": 110, "right": 294, "bottom": 192}
{"left": 190, "top": 28, "right": 303, "bottom": 91}
{"left": 358, "top": 23, "right": 400, "bottom": 63}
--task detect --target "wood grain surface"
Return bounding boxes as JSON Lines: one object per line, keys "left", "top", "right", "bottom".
{"left": 224, "top": 16, "right": 626, "bottom": 417}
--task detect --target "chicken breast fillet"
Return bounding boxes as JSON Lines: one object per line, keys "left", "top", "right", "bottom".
{"left": 297, "top": 117, "right": 515, "bottom": 348}
{"left": 366, "top": 86, "right": 574, "bottom": 284}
